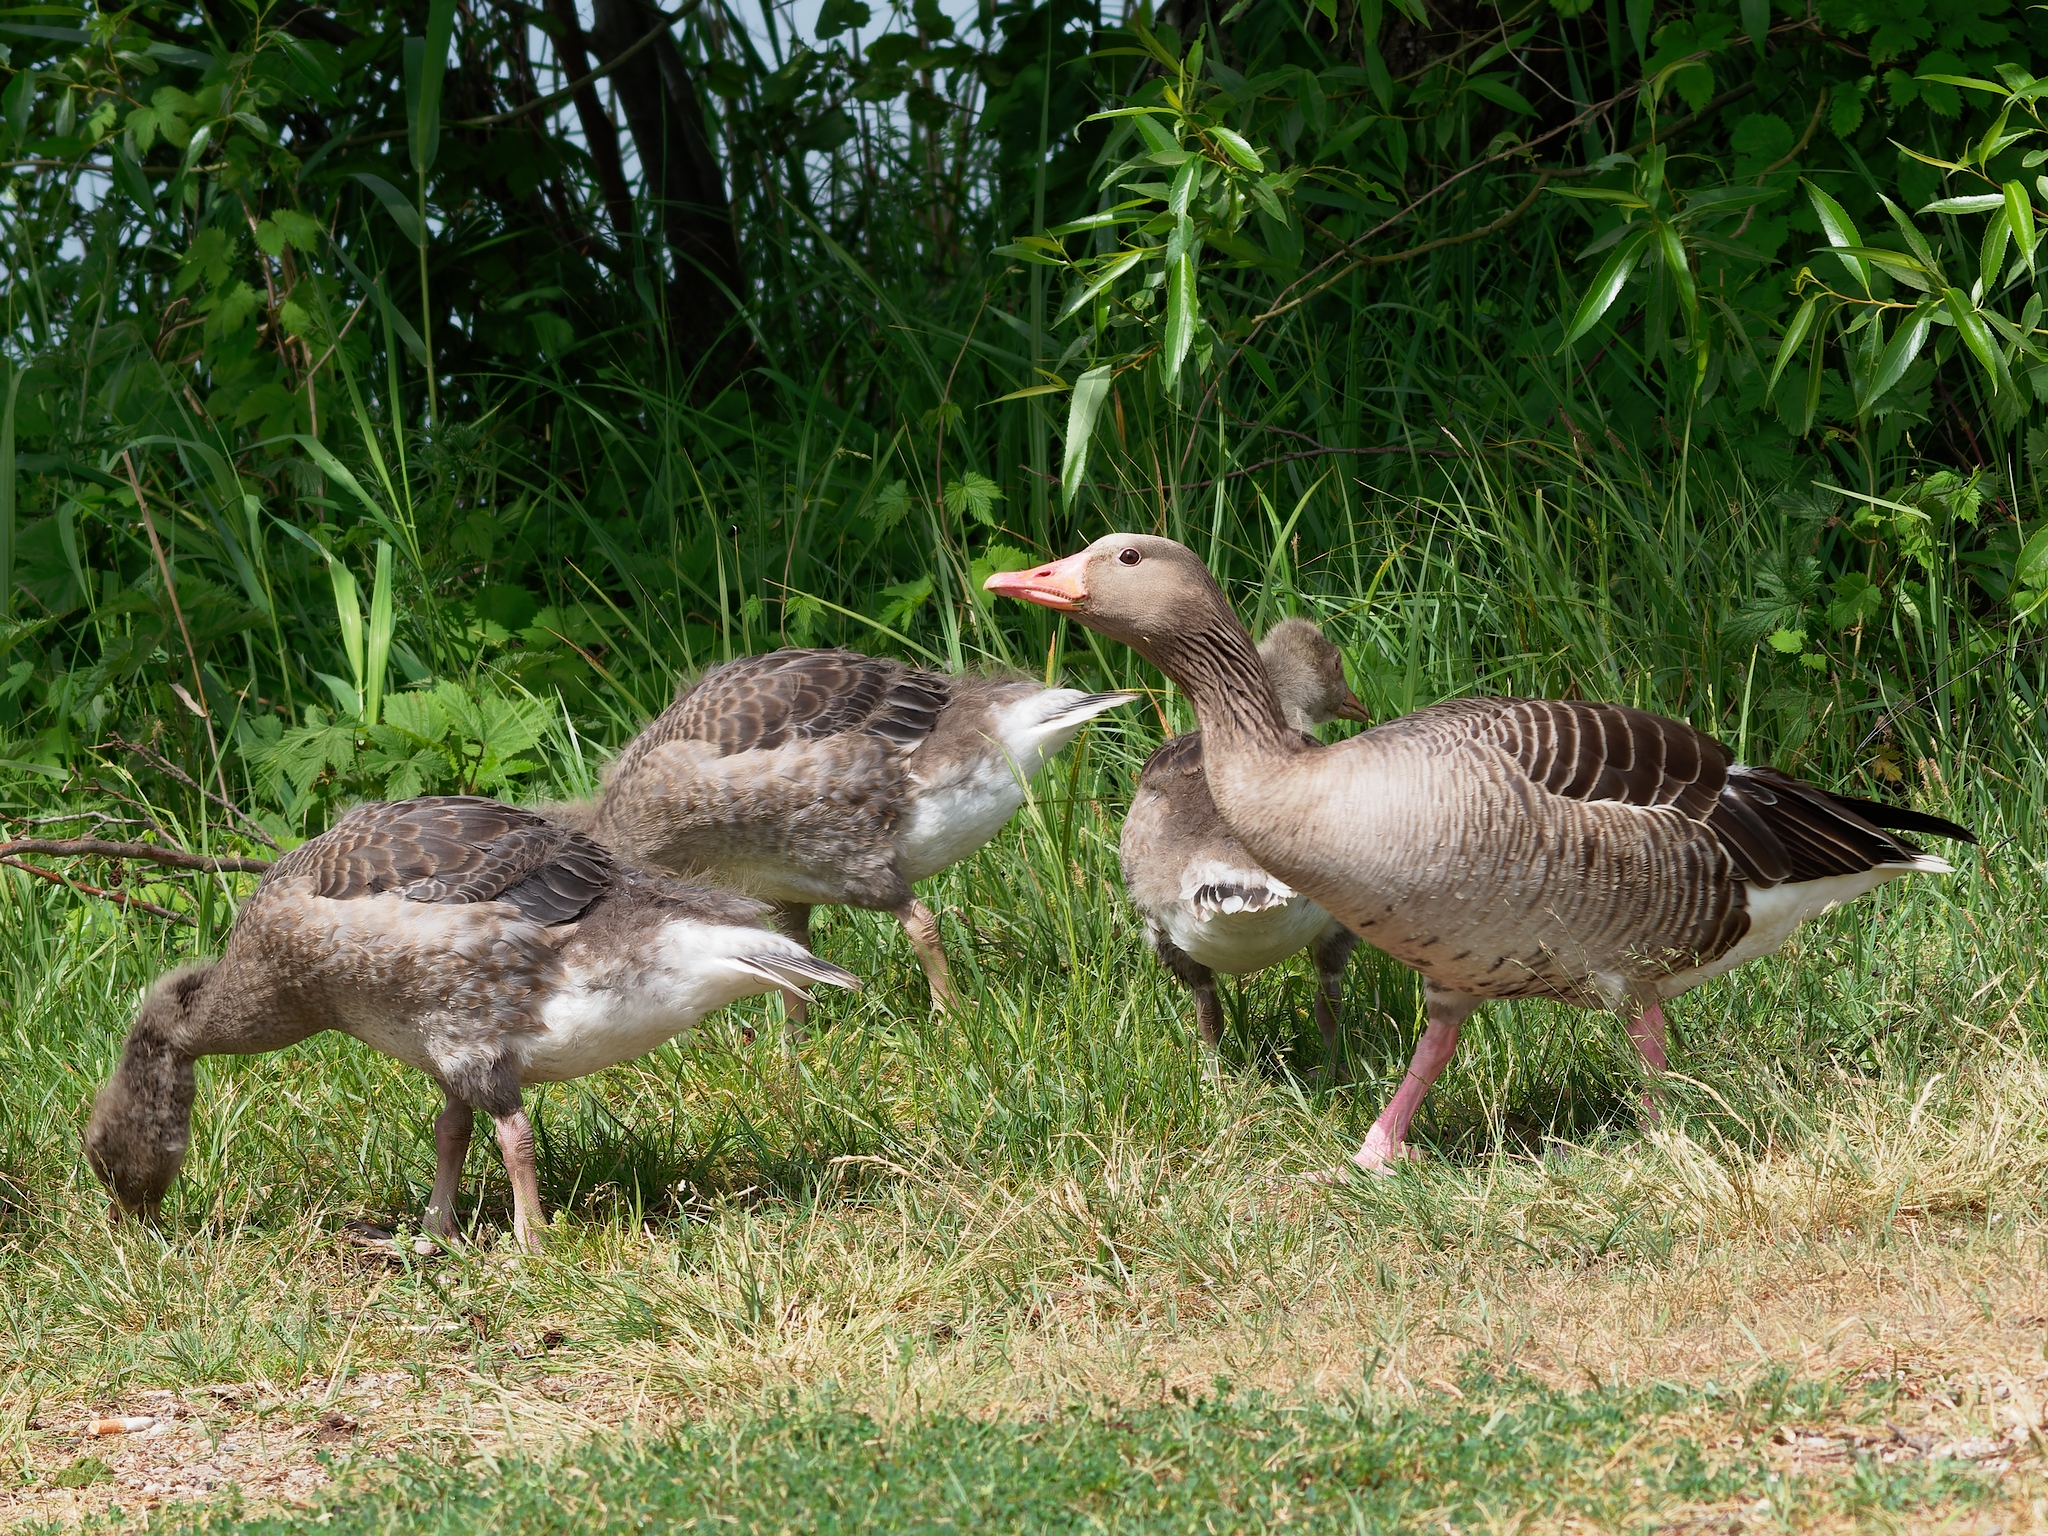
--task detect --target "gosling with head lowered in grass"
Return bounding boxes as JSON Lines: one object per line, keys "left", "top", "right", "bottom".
{"left": 85, "top": 796, "right": 856, "bottom": 1250}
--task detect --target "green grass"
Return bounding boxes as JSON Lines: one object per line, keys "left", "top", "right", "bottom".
{"left": 3, "top": 705, "right": 2047, "bottom": 1527}
{"left": 1, "top": 442, "right": 2044, "bottom": 1527}
{"left": 99, "top": 1374, "right": 2003, "bottom": 1535}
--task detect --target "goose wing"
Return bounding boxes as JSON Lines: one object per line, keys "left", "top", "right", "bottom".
{"left": 625, "top": 649, "right": 950, "bottom": 763}
{"left": 1401, "top": 697, "right": 1969, "bottom": 885}
{"left": 267, "top": 796, "right": 613, "bottom": 925}
{"left": 1123, "top": 730, "right": 1307, "bottom": 918}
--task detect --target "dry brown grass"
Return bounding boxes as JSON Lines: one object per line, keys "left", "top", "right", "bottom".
{"left": 10, "top": 1052, "right": 2048, "bottom": 1528}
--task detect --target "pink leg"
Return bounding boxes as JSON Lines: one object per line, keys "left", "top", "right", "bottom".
{"left": 1625, "top": 1001, "right": 1668, "bottom": 1122}
{"left": 492, "top": 1109, "right": 547, "bottom": 1253}
{"left": 424, "top": 1091, "right": 473, "bottom": 1242}
{"left": 1317, "top": 987, "right": 1479, "bottom": 1180}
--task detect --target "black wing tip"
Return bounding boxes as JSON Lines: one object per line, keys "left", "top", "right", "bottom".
{"left": 1825, "top": 792, "right": 1979, "bottom": 846}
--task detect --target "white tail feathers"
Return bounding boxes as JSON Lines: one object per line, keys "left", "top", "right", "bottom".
{"left": 733, "top": 951, "right": 862, "bottom": 994}
{"left": 1035, "top": 690, "right": 1141, "bottom": 729}
{"left": 1180, "top": 859, "right": 1298, "bottom": 919}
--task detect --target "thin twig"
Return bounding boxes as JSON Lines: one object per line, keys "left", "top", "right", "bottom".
{"left": 0, "top": 838, "right": 272, "bottom": 874}
{"left": 122, "top": 453, "right": 236, "bottom": 813}
{"left": 1733, "top": 89, "right": 1827, "bottom": 241}
{"left": 0, "top": 859, "right": 195, "bottom": 925}
{"left": 99, "top": 734, "right": 282, "bottom": 848}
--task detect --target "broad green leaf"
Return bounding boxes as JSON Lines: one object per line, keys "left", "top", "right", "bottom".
{"left": 328, "top": 558, "right": 365, "bottom": 705}
{"left": 1055, "top": 247, "right": 1144, "bottom": 322}
{"left": 1164, "top": 246, "right": 1199, "bottom": 385}
{"left": 1943, "top": 286, "right": 2014, "bottom": 392}
{"left": 1559, "top": 228, "right": 1650, "bottom": 347}
{"left": 1741, "top": 0, "right": 1768, "bottom": 50}
{"left": 1920, "top": 194, "right": 2006, "bottom": 213}
{"left": 1917, "top": 73, "right": 2008, "bottom": 96}
{"left": 2006, "top": 181, "right": 2037, "bottom": 272}
{"left": 1464, "top": 74, "right": 1534, "bottom": 114}
{"left": 1863, "top": 302, "right": 1934, "bottom": 405}
{"left": 1061, "top": 364, "right": 1114, "bottom": 506}
{"left": 407, "top": 0, "right": 454, "bottom": 178}
{"left": 1980, "top": 209, "right": 2011, "bottom": 295}
{"left": 1168, "top": 156, "right": 1199, "bottom": 218}
{"left": 354, "top": 172, "right": 426, "bottom": 248}
{"left": 1208, "top": 124, "right": 1265, "bottom": 171}
{"left": 1653, "top": 220, "right": 1697, "bottom": 332}
{"left": 2015, "top": 523, "right": 2048, "bottom": 590}
{"left": 1045, "top": 201, "right": 1149, "bottom": 236}
{"left": 1803, "top": 179, "right": 1869, "bottom": 293}
{"left": 1767, "top": 296, "right": 1821, "bottom": 396}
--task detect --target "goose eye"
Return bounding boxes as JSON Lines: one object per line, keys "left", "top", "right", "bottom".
{"left": 1117, "top": 547, "right": 1142, "bottom": 566}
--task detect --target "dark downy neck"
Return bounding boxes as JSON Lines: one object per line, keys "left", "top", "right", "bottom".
{"left": 1142, "top": 594, "right": 1301, "bottom": 758}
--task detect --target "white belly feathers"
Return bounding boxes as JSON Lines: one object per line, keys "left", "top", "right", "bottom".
{"left": 517, "top": 919, "right": 819, "bottom": 1082}
{"left": 1158, "top": 894, "right": 1340, "bottom": 977}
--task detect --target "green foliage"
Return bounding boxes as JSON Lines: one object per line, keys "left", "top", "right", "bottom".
{"left": 0, "top": 0, "right": 2044, "bottom": 837}
{"left": 145, "top": 1380, "right": 1995, "bottom": 1533}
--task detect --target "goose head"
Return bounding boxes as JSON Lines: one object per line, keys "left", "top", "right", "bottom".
{"left": 985, "top": 536, "right": 1308, "bottom": 746}
{"left": 85, "top": 966, "right": 206, "bottom": 1218}
{"left": 1258, "top": 619, "right": 1370, "bottom": 732}
{"left": 982, "top": 534, "right": 1221, "bottom": 658}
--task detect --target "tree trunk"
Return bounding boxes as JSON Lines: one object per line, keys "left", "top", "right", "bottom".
{"left": 589, "top": 0, "right": 747, "bottom": 374}
{"left": 539, "top": 0, "right": 638, "bottom": 246}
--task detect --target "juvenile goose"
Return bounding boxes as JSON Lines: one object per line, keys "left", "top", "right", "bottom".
{"left": 990, "top": 537, "right": 1976, "bottom": 1175}
{"left": 591, "top": 648, "right": 1137, "bottom": 1015}
{"left": 84, "top": 796, "right": 856, "bottom": 1249}
{"left": 1122, "top": 619, "right": 1370, "bottom": 1077}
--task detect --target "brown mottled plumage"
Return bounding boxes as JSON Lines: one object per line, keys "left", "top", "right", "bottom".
{"left": 84, "top": 796, "right": 856, "bottom": 1249}
{"left": 591, "top": 648, "right": 1136, "bottom": 1014}
{"left": 1120, "top": 620, "right": 1371, "bottom": 1078}
{"left": 989, "top": 536, "right": 1975, "bottom": 1175}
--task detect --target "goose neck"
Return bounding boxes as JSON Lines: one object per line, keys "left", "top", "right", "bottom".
{"left": 1147, "top": 612, "right": 1299, "bottom": 760}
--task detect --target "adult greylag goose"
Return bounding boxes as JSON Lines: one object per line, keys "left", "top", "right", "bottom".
{"left": 1121, "top": 619, "right": 1370, "bottom": 1078}
{"left": 84, "top": 796, "right": 856, "bottom": 1249}
{"left": 590, "top": 648, "right": 1137, "bottom": 1016}
{"left": 989, "top": 536, "right": 1976, "bottom": 1175}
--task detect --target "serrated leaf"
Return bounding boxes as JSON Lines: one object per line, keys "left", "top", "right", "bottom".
{"left": 1921, "top": 193, "right": 2007, "bottom": 213}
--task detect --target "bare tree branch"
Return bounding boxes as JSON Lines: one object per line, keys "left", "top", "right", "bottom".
{"left": 99, "top": 735, "right": 281, "bottom": 849}
{"left": 0, "top": 838, "right": 272, "bottom": 875}
{"left": 0, "top": 859, "right": 196, "bottom": 925}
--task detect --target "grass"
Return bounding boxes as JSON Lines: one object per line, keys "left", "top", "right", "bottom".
{"left": 2, "top": 682, "right": 2046, "bottom": 1528}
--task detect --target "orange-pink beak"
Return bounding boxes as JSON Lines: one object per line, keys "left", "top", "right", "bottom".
{"left": 984, "top": 550, "right": 1089, "bottom": 611}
